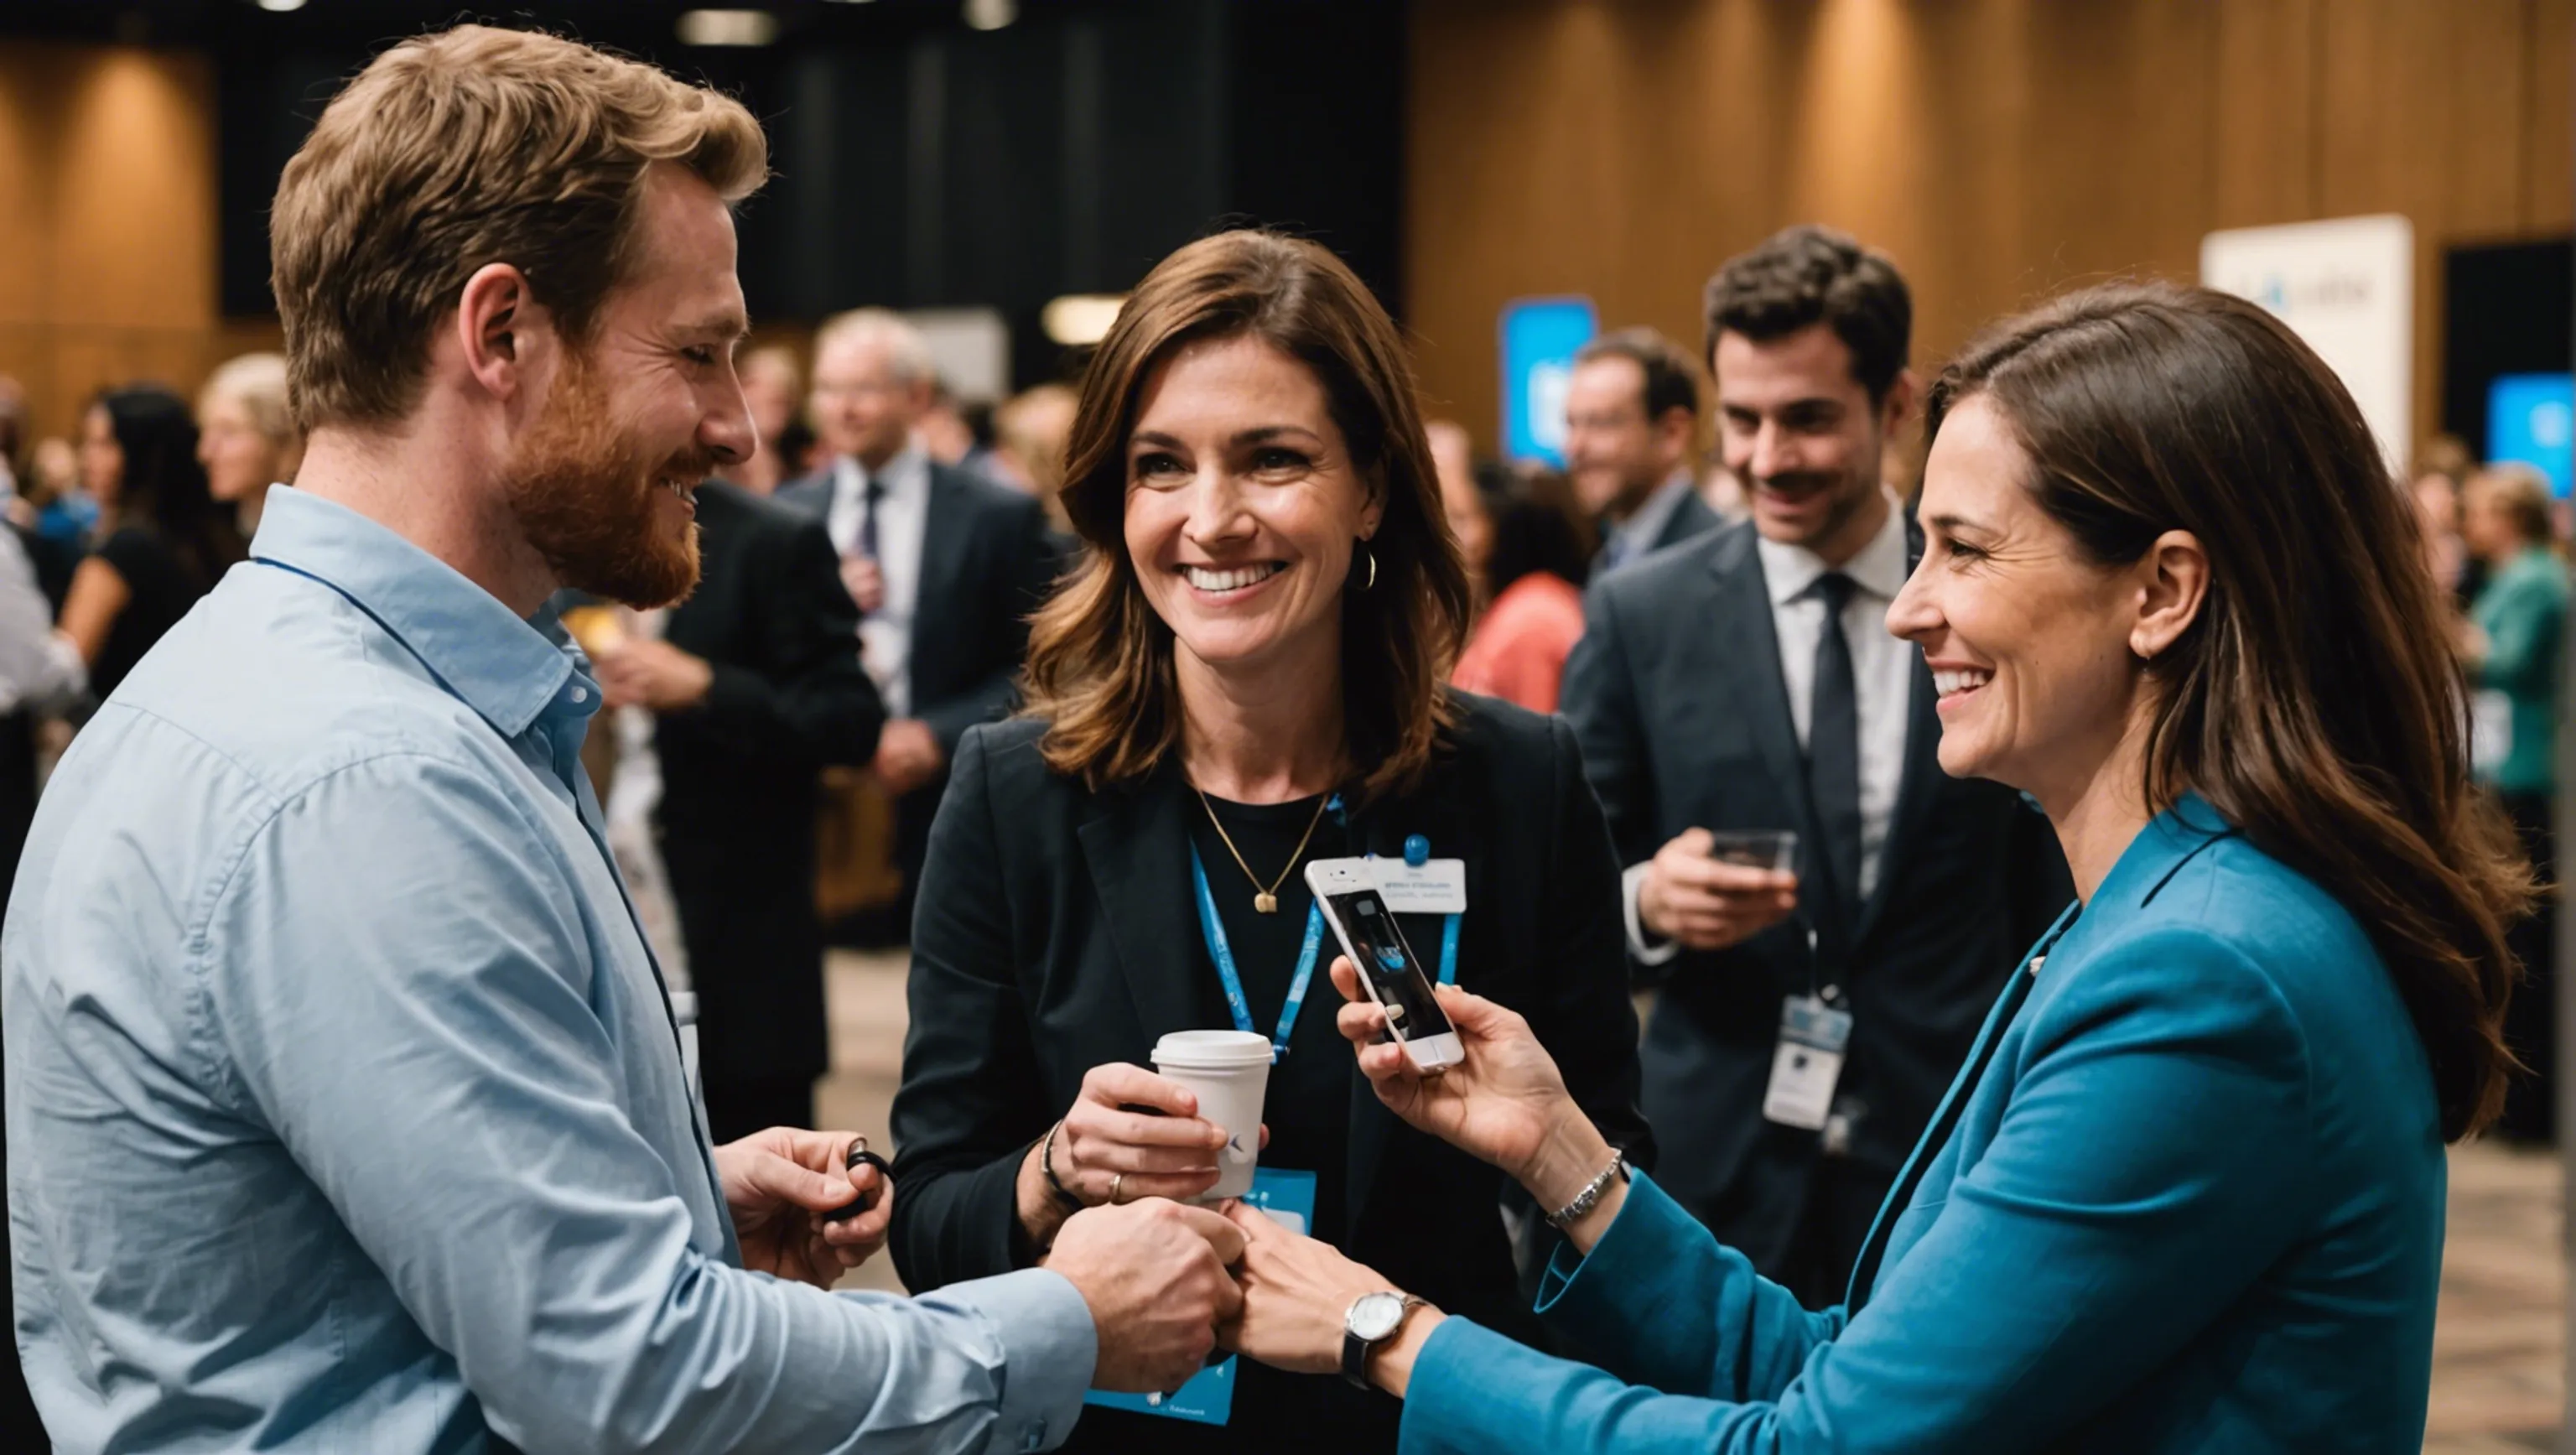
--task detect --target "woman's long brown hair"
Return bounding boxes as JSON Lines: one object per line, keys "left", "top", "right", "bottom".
{"left": 1929, "top": 281, "right": 2528, "bottom": 1141}
{"left": 1021, "top": 230, "right": 1471, "bottom": 800}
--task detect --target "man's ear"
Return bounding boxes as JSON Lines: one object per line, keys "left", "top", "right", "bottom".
{"left": 1654, "top": 404, "right": 1696, "bottom": 461}
{"left": 1877, "top": 367, "right": 1920, "bottom": 438}
{"left": 453, "top": 263, "right": 557, "bottom": 403}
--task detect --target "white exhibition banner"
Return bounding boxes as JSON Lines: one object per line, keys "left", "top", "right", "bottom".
{"left": 2200, "top": 215, "right": 2414, "bottom": 472}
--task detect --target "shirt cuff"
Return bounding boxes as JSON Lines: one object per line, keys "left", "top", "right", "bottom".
{"left": 1621, "top": 862, "right": 1681, "bottom": 966}
{"left": 924, "top": 1267, "right": 1097, "bottom": 1453}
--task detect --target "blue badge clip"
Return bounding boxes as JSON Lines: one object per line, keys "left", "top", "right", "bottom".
{"left": 1402, "top": 834, "right": 1431, "bottom": 868}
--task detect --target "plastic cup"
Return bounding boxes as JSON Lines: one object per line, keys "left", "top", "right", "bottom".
{"left": 1150, "top": 1030, "right": 1272, "bottom": 1203}
{"left": 1706, "top": 829, "right": 1798, "bottom": 875}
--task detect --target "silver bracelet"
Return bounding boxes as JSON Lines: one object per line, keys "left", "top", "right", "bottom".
{"left": 1544, "top": 1153, "right": 1629, "bottom": 1229}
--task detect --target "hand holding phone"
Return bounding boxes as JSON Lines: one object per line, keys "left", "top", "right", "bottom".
{"left": 1304, "top": 858, "right": 1465, "bottom": 1072}
{"left": 1324, "top": 956, "right": 1592, "bottom": 1193}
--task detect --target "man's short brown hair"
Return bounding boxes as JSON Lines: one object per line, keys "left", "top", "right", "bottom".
{"left": 1703, "top": 225, "right": 1911, "bottom": 403}
{"left": 271, "top": 25, "right": 768, "bottom": 431}
{"left": 1573, "top": 326, "right": 1701, "bottom": 422}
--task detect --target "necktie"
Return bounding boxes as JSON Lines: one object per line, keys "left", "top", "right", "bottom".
{"left": 857, "top": 476, "right": 885, "bottom": 559}
{"left": 1807, "top": 572, "right": 1863, "bottom": 925}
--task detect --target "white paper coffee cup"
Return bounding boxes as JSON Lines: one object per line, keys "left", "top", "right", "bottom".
{"left": 1150, "top": 1029, "right": 1272, "bottom": 1203}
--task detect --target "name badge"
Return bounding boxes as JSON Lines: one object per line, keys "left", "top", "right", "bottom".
{"left": 1083, "top": 1167, "right": 1320, "bottom": 1426}
{"left": 1373, "top": 858, "right": 1467, "bottom": 914}
{"left": 1763, "top": 995, "right": 1852, "bottom": 1132}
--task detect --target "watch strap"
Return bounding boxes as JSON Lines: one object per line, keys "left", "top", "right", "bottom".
{"left": 1340, "top": 1291, "right": 1422, "bottom": 1390}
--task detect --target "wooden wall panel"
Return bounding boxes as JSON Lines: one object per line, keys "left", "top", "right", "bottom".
{"left": 2210, "top": 0, "right": 2320, "bottom": 227}
{"left": 1408, "top": 0, "right": 2576, "bottom": 465}
{"left": 0, "top": 42, "right": 221, "bottom": 444}
{"left": 2530, "top": 0, "right": 2575, "bottom": 231}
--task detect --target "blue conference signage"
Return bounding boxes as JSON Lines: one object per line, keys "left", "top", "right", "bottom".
{"left": 1499, "top": 296, "right": 1597, "bottom": 465}
{"left": 2488, "top": 373, "right": 2574, "bottom": 497}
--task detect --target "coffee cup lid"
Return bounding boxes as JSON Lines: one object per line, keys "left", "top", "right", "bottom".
{"left": 1151, "top": 1029, "right": 1275, "bottom": 1071}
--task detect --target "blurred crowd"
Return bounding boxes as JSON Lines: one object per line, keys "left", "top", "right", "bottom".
{"left": 3, "top": 289, "right": 2565, "bottom": 1169}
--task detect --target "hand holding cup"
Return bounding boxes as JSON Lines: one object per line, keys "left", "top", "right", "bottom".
{"left": 1638, "top": 827, "right": 1799, "bottom": 950}
{"left": 1053, "top": 1062, "right": 1231, "bottom": 1206}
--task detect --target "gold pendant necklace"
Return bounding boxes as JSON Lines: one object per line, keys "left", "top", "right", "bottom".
{"left": 1197, "top": 787, "right": 1332, "bottom": 913}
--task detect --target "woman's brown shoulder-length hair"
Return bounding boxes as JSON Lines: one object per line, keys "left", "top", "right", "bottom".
{"left": 1021, "top": 230, "right": 1472, "bottom": 800}
{"left": 1928, "top": 279, "right": 2529, "bottom": 1142}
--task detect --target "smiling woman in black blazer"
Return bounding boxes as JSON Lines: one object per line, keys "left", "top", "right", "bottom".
{"left": 888, "top": 231, "right": 1653, "bottom": 1455}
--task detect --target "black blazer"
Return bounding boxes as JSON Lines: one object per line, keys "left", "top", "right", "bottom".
{"left": 654, "top": 481, "right": 886, "bottom": 1085}
{"left": 777, "top": 460, "right": 1060, "bottom": 756}
{"left": 1559, "top": 517, "right": 2070, "bottom": 1274}
{"left": 889, "top": 698, "right": 1653, "bottom": 1447}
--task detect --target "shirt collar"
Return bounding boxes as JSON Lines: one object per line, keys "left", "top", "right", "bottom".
{"left": 1614, "top": 472, "right": 1696, "bottom": 553}
{"left": 1757, "top": 489, "right": 1910, "bottom": 606}
{"left": 836, "top": 442, "right": 930, "bottom": 501}
{"left": 248, "top": 486, "right": 579, "bottom": 740}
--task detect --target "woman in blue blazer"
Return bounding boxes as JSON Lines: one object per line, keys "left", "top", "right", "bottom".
{"left": 1214, "top": 282, "right": 2530, "bottom": 1453}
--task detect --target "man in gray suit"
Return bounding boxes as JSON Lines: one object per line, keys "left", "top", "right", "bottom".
{"left": 1565, "top": 326, "right": 1722, "bottom": 575}
{"left": 1561, "top": 226, "right": 2070, "bottom": 1305}
{"left": 779, "top": 310, "right": 1059, "bottom": 922}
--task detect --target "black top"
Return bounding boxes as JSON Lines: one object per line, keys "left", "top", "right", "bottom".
{"left": 1184, "top": 792, "right": 1356, "bottom": 1245}
{"left": 889, "top": 697, "right": 1654, "bottom": 1455}
{"left": 91, "top": 526, "right": 215, "bottom": 701}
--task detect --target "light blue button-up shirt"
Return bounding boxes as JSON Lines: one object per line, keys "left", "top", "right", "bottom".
{"left": 6, "top": 486, "right": 1095, "bottom": 1453}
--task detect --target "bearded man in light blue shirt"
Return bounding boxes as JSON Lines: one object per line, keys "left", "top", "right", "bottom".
{"left": 3, "top": 25, "right": 1243, "bottom": 1454}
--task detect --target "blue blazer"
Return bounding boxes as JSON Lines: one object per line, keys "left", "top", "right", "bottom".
{"left": 1400, "top": 798, "right": 2446, "bottom": 1453}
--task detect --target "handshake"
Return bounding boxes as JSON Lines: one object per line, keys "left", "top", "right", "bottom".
{"left": 1040, "top": 1197, "right": 1250, "bottom": 1391}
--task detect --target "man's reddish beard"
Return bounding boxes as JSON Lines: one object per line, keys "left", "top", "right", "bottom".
{"left": 504, "top": 346, "right": 713, "bottom": 609}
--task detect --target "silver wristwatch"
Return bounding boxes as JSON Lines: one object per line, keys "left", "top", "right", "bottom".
{"left": 1341, "top": 1290, "right": 1424, "bottom": 1390}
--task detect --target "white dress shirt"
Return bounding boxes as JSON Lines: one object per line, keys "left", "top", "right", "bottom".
{"left": 826, "top": 444, "right": 931, "bottom": 718}
{"left": 0, "top": 527, "right": 83, "bottom": 715}
{"left": 1602, "top": 471, "right": 1698, "bottom": 571}
{"left": 1625, "top": 494, "right": 1916, "bottom": 963}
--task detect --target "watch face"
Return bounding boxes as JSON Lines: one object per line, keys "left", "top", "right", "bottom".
{"left": 1348, "top": 1291, "right": 1405, "bottom": 1341}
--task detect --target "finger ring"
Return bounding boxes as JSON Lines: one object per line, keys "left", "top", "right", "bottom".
{"left": 1109, "top": 1172, "right": 1126, "bottom": 1205}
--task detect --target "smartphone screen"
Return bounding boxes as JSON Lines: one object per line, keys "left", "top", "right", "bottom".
{"left": 1320, "top": 889, "right": 1457, "bottom": 1041}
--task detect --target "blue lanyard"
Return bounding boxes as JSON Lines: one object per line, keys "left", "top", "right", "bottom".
{"left": 1190, "top": 849, "right": 1327, "bottom": 1061}
{"left": 1188, "top": 843, "right": 1465, "bottom": 1063}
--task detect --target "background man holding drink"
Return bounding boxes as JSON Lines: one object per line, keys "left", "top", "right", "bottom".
{"left": 1559, "top": 226, "right": 2069, "bottom": 1303}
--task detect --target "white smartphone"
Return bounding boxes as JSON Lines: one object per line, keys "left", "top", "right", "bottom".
{"left": 1304, "top": 857, "right": 1467, "bottom": 1072}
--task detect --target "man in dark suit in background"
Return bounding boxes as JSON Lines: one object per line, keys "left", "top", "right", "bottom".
{"left": 593, "top": 478, "right": 885, "bottom": 1141}
{"left": 1561, "top": 226, "right": 2071, "bottom": 1306}
{"left": 780, "top": 309, "right": 1059, "bottom": 928}
{"left": 1565, "top": 326, "right": 1723, "bottom": 575}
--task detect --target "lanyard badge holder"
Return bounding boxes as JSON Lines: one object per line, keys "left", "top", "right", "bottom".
{"left": 1764, "top": 923, "right": 1853, "bottom": 1135}
{"left": 1372, "top": 834, "right": 1464, "bottom": 986}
